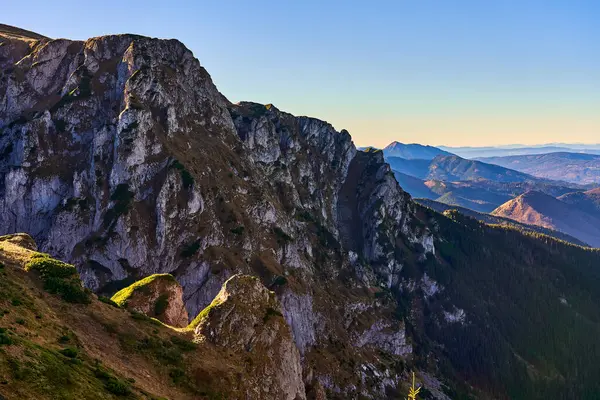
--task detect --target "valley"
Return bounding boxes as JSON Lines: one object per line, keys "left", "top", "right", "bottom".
{"left": 382, "top": 143, "right": 599, "bottom": 247}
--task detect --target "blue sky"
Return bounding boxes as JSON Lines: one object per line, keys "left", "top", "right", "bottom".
{"left": 4, "top": 0, "right": 600, "bottom": 147}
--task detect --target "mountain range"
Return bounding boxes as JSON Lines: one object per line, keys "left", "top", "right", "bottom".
{"left": 477, "top": 152, "right": 600, "bottom": 185}
{"left": 396, "top": 172, "right": 581, "bottom": 213}
{"left": 2, "top": 25, "right": 600, "bottom": 399}
{"left": 559, "top": 187, "right": 600, "bottom": 215}
{"left": 387, "top": 151, "right": 583, "bottom": 212}
{"left": 388, "top": 154, "right": 543, "bottom": 183}
{"left": 384, "top": 143, "right": 599, "bottom": 246}
{"left": 438, "top": 144, "right": 600, "bottom": 158}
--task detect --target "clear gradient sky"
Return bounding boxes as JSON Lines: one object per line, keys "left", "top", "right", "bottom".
{"left": 4, "top": 0, "right": 600, "bottom": 147}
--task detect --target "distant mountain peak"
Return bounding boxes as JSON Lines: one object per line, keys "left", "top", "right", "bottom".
{"left": 382, "top": 141, "right": 453, "bottom": 160}
{"left": 492, "top": 190, "right": 600, "bottom": 247}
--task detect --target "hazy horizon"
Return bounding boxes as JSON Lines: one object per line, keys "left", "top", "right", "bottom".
{"left": 5, "top": 0, "right": 599, "bottom": 148}
{"left": 367, "top": 141, "right": 600, "bottom": 149}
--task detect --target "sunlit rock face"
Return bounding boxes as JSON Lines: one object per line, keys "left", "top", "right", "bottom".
{"left": 111, "top": 273, "right": 189, "bottom": 327}
{"left": 1, "top": 30, "right": 440, "bottom": 398}
{"left": 0, "top": 33, "right": 233, "bottom": 294}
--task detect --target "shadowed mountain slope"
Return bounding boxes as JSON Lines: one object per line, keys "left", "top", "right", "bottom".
{"left": 558, "top": 187, "right": 600, "bottom": 216}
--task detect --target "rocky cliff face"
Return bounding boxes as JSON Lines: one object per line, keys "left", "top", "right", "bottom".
{"left": 193, "top": 274, "right": 306, "bottom": 400}
{"left": 0, "top": 29, "right": 437, "bottom": 398}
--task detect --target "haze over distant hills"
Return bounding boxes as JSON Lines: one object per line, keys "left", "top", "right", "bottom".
{"left": 387, "top": 154, "right": 547, "bottom": 183}
{"left": 381, "top": 141, "right": 600, "bottom": 246}
{"left": 438, "top": 144, "right": 600, "bottom": 159}
{"left": 477, "top": 152, "right": 600, "bottom": 185}
{"left": 394, "top": 173, "right": 579, "bottom": 213}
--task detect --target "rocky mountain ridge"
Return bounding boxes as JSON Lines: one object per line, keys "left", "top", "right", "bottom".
{"left": 3, "top": 26, "right": 600, "bottom": 399}
{"left": 0, "top": 27, "right": 434, "bottom": 398}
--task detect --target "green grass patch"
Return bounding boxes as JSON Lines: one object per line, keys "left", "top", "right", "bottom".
{"left": 130, "top": 311, "right": 163, "bottom": 326}
{"left": 1, "top": 341, "right": 125, "bottom": 399}
{"left": 24, "top": 255, "right": 91, "bottom": 304}
{"left": 294, "top": 209, "right": 315, "bottom": 223}
{"left": 263, "top": 307, "right": 283, "bottom": 323}
{"left": 103, "top": 183, "right": 134, "bottom": 228}
{"left": 170, "top": 335, "right": 198, "bottom": 352}
{"left": 94, "top": 366, "right": 132, "bottom": 396}
{"left": 59, "top": 347, "right": 79, "bottom": 358}
{"left": 169, "top": 367, "right": 186, "bottom": 384}
{"left": 0, "top": 327, "right": 13, "bottom": 346}
{"left": 187, "top": 296, "right": 224, "bottom": 330}
{"left": 272, "top": 276, "right": 287, "bottom": 287}
{"left": 119, "top": 333, "right": 184, "bottom": 365}
{"left": 272, "top": 227, "right": 292, "bottom": 244}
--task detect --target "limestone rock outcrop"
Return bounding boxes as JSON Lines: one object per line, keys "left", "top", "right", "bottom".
{"left": 0, "top": 28, "right": 434, "bottom": 398}
{"left": 193, "top": 274, "right": 306, "bottom": 400}
{"left": 111, "top": 273, "right": 189, "bottom": 327}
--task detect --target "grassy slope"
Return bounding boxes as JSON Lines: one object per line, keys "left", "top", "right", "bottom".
{"left": 0, "top": 238, "right": 243, "bottom": 400}
{"left": 0, "top": 24, "right": 48, "bottom": 40}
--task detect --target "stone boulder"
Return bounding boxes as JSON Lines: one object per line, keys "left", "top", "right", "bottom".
{"left": 111, "top": 274, "right": 189, "bottom": 327}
